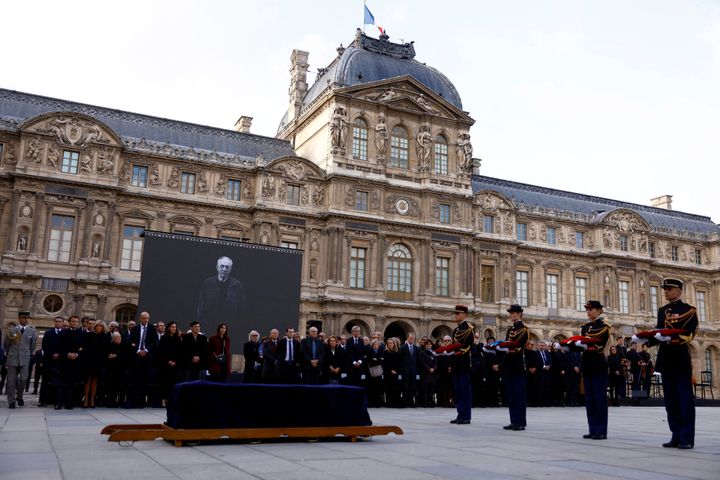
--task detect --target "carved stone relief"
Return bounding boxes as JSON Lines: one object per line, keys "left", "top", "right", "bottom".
{"left": 416, "top": 125, "right": 432, "bottom": 173}
{"left": 283, "top": 161, "right": 306, "bottom": 181}
{"left": 312, "top": 185, "right": 324, "bottom": 206}
{"left": 197, "top": 171, "right": 208, "bottom": 193}
{"left": 3, "top": 144, "right": 16, "bottom": 165}
{"left": 262, "top": 174, "right": 275, "bottom": 198}
{"left": 80, "top": 153, "right": 93, "bottom": 173}
{"left": 166, "top": 167, "right": 180, "bottom": 189}
{"left": 46, "top": 148, "right": 59, "bottom": 168}
{"left": 456, "top": 133, "right": 473, "bottom": 174}
{"left": 329, "top": 107, "right": 349, "bottom": 154}
{"left": 96, "top": 147, "right": 115, "bottom": 175}
{"left": 278, "top": 182, "right": 287, "bottom": 201}
{"left": 374, "top": 116, "right": 388, "bottom": 163}
{"left": 25, "top": 138, "right": 43, "bottom": 163}
{"left": 215, "top": 175, "right": 226, "bottom": 196}
{"left": 40, "top": 116, "right": 110, "bottom": 147}
{"left": 150, "top": 163, "right": 161, "bottom": 186}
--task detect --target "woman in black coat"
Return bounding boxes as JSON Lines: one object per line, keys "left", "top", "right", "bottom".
{"left": 607, "top": 345, "right": 624, "bottom": 406}
{"left": 323, "top": 336, "right": 345, "bottom": 384}
{"left": 366, "top": 340, "right": 385, "bottom": 407}
{"left": 418, "top": 338, "right": 437, "bottom": 408}
{"left": 104, "top": 331, "right": 127, "bottom": 407}
{"left": 157, "top": 321, "right": 183, "bottom": 405}
{"left": 82, "top": 321, "right": 109, "bottom": 408}
{"left": 382, "top": 337, "right": 402, "bottom": 407}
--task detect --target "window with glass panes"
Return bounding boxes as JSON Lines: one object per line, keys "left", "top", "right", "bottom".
{"left": 575, "top": 232, "right": 584, "bottom": 248}
{"left": 619, "top": 235, "right": 628, "bottom": 252}
{"left": 671, "top": 246, "right": 679, "bottom": 261}
{"left": 650, "top": 286, "right": 659, "bottom": 312}
{"left": 389, "top": 127, "right": 409, "bottom": 168}
{"left": 546, "top": 274, "right": 558, "bottom": 309}
{"left": 434, "top": 136, "right": 448, "bottom": 174}
{"left": 352, "top": 119, "right": 368, "bottom": 160}
{"left": 649, "top": 242, "right": 656, "bottom": 258}
{"left": 705, "top": 348, "right": 713, "bottom": 374}
{"left": 387, "top": 244, "right": 412, "bottom": 292}
{"left": 483, "top": 215, "right": 494, "bottom": 234}
{"left": 516, "top": 271, "right": 529, "bottom": 306}
{"left": 481, "top": 265, "right": 495, "bottom": 302}
{"left": 121, "top": 226, "right": 144, "bottom": 270}
{"left": 287, "top": 185, "right": 301, "bottom": 205}
{"left": 517, "top": 223, "right": 527, "bottom": 241}
{"left": 48, "top": 215, "right": 75, "bottom": 262}
{"left": 131, "top": 165, "right": 148, "bottom": 187}
{"left": 696, "top": 291, "right": 706, "bottom": 322}
{"left": 350, "top": 247, "right": 366, "bottom": 288}
{"left": 180, "top": 172, "right": 196, "bottom": 194}
{"left": 575, "top": 277, "right": 587, "bottom": 311}
{"left": 227, "top": 179, "right": 241, "bottom": 201}
{"left": 435, "top": 257, "right": 449, "bottom": 296}
{"left": 439, "top": 204, "right": 451, "bottom": 224}
{"left": 61, "top": 150, "right": 79, "bottom": 174}
{"left": 547, "top": 227, "right": 556, "bottom": 245}
{"left": 280, "top": 241, "right": 298, "bottom": 249}
{"left": 695, "top": 249, "right": 702, "bottom": 265}
{"left": 619, "top": 281, "right": 630, "bottom": 313}
{"left": 355, "top": 191, "right": 368, "bottom": 211}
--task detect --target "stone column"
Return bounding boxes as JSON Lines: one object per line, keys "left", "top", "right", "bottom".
{"left": 423, "top": 240, "right": 431, "bottom": 292}
{"left": 376, "top": 234, "right": 386, "bottom": 288}
{"left": 335, "top": 228, "right": 345, "bottom": 282}
{"left": 4, "top": 190, "right": 21, "bottom": 252}
{"left": 466, "top": 245, "right": 473, "bottom": 297}
{"left": 97, "top": 295, "right": 107, "bottom": 321}
{"left": 327, "top": 228, "right": 337, "bottom": 282}
{"left": 80, "top": 200, "right": 95, "bottom": 259}
{"left": 22, "top": 290, "right": 34, "bottom": 311}
{"left": 103, "top": 203, "right": 116, "bottom": 261}
{"left": 0, "top": 288, "right": 8, "bottom": 328}
{"left": 73, "top": 294, "right": 85, "bottom": 317}
{"left": 30, "top": 192, "right": 45, "bottom": 254}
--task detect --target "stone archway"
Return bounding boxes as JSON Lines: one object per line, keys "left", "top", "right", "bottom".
{"left": 431, "top": 325, "right": 453, "bottom": 342}
{"left": 384, "top": 321, "right": 413, "bottom": 343}
{"left": 483, "top": 328, "right": 496, "bottom": 340}
{"left": 343, "top": 319, "right": 371, "bottom": 336}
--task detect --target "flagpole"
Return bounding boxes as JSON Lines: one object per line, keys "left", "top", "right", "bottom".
{"left": 363, "top": 0, "right": 366, "bottom": 34}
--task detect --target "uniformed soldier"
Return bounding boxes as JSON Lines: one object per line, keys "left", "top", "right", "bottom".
{"left": 502, "top": 304, "right": 528, "bottom": 431}
{"left": 650, "top": 278, "right": 698, "bottom": 449}
{"left": 579, "top": 300, "right": 610, "bottom": 440}
{"left": 449, "top": 304, "right": 474, "bottom": 424}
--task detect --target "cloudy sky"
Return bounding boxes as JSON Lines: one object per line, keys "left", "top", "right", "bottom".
{"left": 4, "top": 0, "right": 719, "bottom": 222}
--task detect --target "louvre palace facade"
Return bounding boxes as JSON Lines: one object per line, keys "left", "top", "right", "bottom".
{"left": 1, "top": 29, "right": 718, "bottom": 379}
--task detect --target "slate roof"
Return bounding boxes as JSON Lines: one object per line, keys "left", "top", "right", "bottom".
{"left": 0, "top": 88, "right": 296, "bottom": 164}
{"left": 473, "top": 175, "right": 719, "bottom": 237}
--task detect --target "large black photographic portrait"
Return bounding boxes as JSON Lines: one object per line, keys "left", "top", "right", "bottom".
{"left": 138, "top": 231, "right": 303, "bottom": 354}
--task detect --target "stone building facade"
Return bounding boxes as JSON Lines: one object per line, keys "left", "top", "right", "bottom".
{"left": 1, "top": 29, "right": 718, "bottom": 381}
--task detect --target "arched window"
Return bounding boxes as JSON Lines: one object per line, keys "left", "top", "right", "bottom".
{"left": 351, "top": 118, "right": 368, "bottom": 160}
{"left": 114, "top": 304, "right": 137, "bottom": 326}
{"left": 387, "top": 244, "right": 413, "bottom": 298}
{"left": 434, "top": 135, "right": 448, "bottom": 175}
{"left": 390, "top": 126, "right": 409, "bottom": 169}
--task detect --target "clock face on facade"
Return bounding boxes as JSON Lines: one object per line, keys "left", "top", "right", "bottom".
{"left": 395, "top": 198, "right": 410, "bottom": 215}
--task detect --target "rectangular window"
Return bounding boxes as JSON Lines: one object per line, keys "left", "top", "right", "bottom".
{"left": 546, "top": 274, "right": 558, "bottom": 309}
{"left": 121, "top": 226, "right": 144, "bottom": 271}
{"left": 650, "top": 286, "right": 659, "bottom": 312}
{"left": 619, "top": 281, "right": 630, "bottom": 314}
{"left": 671, "top": 245, "right": 678, "bottom": 261}
{"left": 575, "top": 277, "right": 587, "bottom": 311}
{"left": 227, "top": 179, "right": 242, "bottom": 201}
{"left": 173, "top": 229, "right": 194, "bottom": 236}
{"left": 180, "top": 172, "right": 196, "bottom": 194}
{"left": 280, "top": 241, "right": 298, "bottom": 249}
{"left": 131, "top": 165, "right": 148, "bottom": 187}
{"left": 483, "top": 215, "right": 494, "bottom": 234}
{"left": 575, "top": 232, "right": 584, "bottom": 249}
{"left": 434, "top": 142, "right": 448, "bottom": 175}
{"left": 516, "top": 271, "right": 529, "bottom": 306}
{"left": 439, "top": 204, "right": 451, "bottom": 224}
{"left": 355, "top": 191, "right": 368, "bottom": 211}
{"left": 481, "top": 265, "right": 495, "bottom": 302}
{"left": 547, "top": 227, "right": 556, "bottom": 245}
{"left": 352, "top": 123, "right": 368, "bottom": 160}
{"left": 61, "top": 151, "right": 79, "bottom": 174}
{"left": 287, "top": 185, "right": 301, "bottom": 206}
{"left": 350, "top": 247, "right": 366, "bottom": 288}
{"left": 649, "top": 242, "right": 656, "bottom": 258}
{"left": 390, "top": 134, "right": 409, "bottom": 169}
{"left": 48, "top": 214, "right": 75, "bottom": 262}
{"left": 695, "top": 249, "right": 702, "bottom": 265}
{"left": 619, "top": 235, "right": 628, "bottom": 252}
{"left": 517, "top": 223, "right": 527, "bottom": 241}
{"left": 387, "top": 257, "right": 412, "bottom": 293}
{"left": 435, "top": 257, "right": 450, "bottom": 296}
{"left": 696, "top": 292, "right": 706, "bottom": 322}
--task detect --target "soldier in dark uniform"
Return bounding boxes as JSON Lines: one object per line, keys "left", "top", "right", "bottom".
{"left": 648, "top": 278, "right": 698, "bottom": 449}
{"left": 449, "top": 304, "right": 474, "bottom": 424}
{"left": 502, "top": 304, "right": 529, "bottom": 431}
{"left": 579, "top": 300, "right": 610, "bottom": 440}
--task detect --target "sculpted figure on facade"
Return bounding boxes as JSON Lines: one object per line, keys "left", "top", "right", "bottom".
{"left": 197, "top": 171, "right": 209, "bottom": 193}
{"left": 45, "top": 116, "right": 106, "bottom": 147}
{"left": 46, "top": 148, "right": 59, "bottom": 168}
{"left": 150, "top": 163, "right": 161, "bottom": 186}
{"left": 91, "top": 239, "right": 101, "bottom": 258}
{"left": 456, "top": 133, "right": 473, "bottom": 173}
{"left": 374, "top": 115, "right": 388, "bottom": 162}
{"left": 284, "top": 161, "right": 306, "bottom": 181}
{"left": 312, "top": 185, "right": 324, "bottom": 206}
{"left": 166, "top": 167, "right": 180, "bottom": 189}
{"left": 243, "top": 179, "right": 253, "bottom": 198}
{"left": 415, "top": 94, "right": 437, "bottom": 114}
{"left": 261, "top": 174, "right": 275, "bottom": 198}
{"left": 119, "top": 160, "right": 132, "bottom": 182}
{"left": 96, "top": 148, "right": 115, "bottom": 175}
{"left": 80, "top": 153, "right": 93, "bottom": 173}
{"left": 301, "top": 185, "right": 310, "bottom": 205}
{"left": 26, "top": 138, "right": 43, "bottom": 163}
{"left": 16, "top": 231, "right": 28, "bottom": 251}
{"left": 3, "top": 144, "right": 16, "bottom": 165}
{"left": 215, "top": 175, "right": 226, "bottom": 196}
{"left": 416, "top": 125, "right": 432, "bottom": 172}
{"left": 329, "top": 107, "right": 349, "bottom": 153}
{"left": 278, "top": 182, "right": 287, "bottom": 201}
{"left": 502, "top": 211, "right": 513, "bottom": 234}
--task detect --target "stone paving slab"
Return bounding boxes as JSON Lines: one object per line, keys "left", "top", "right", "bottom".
{"left": 0, "top": 394, "right": 718, "bottom": 480}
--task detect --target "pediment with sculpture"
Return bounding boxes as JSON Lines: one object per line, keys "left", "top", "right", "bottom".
{"left": 19, "top": 112, "right": 122, "bottom": 149}
{"left": 265, "top": 156, "right": 326, "bottom": 182}
{"left": 598, "top": 208, "right": 649, "bottom": 233}
{"left": 473, "top": 190, "right": 515, "bottom": 212}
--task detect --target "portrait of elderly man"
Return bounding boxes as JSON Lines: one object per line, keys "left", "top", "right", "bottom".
{"left": 197, "top": 256, "right": 248, "bottom": 326}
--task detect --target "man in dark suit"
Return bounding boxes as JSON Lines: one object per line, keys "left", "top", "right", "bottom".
{"left": 524, "top": 341, "right": 540, "bottom": 407}
{"left": 615, "top": 337, "right": 628, "bottom": 400}
{"left": 399, "top": 333, "right": 419, "bottom": 408}
{"left": 181, "top": 321, "right": 209, "bottom": 381}
{"left": 197, "top": 256, "right": 248, "bottom": 326}
{"left": 57, "top": 315, "right": 84, "bottom": 409}
{"left": 126, "top": 311, "right": 158, "bottom": 408}
{"left": 345, "top": 326, "right": 366, "bottom": 386}
{"left": 260, "top": 329, "right": 280, "bottom": 383}
{"left": 537, "top": 341, "right": 553, "bottom": 406}
{"left": 301, "top": 326, "right": 325, "bottom": 385}
{"left": 276, "top": 327, "right": 301, "bottom": 384}
{"left": 39, "top": 316, "right": 64, "bottom": 406}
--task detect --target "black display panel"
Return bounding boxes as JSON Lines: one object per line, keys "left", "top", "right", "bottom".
{"left": 138, "top": 231, "right": 303, "bottom": 354}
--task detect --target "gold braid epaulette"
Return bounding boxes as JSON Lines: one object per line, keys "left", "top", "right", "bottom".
{"left": 664, "top": 307, "right": 697, "bottom": 344}
{"left": 454, "top": 323, "right": 474, "bottom": 355}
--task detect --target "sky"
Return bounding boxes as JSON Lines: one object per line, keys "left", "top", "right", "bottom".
{"left": 3, "top": 0, "right": 719, "bottom": 223}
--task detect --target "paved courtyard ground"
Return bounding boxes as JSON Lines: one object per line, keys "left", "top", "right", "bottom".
{"left": 1, "top": 395, "right": 718, "bottom": 480}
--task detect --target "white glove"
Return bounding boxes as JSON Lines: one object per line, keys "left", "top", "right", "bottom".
{"left": 654, "top": 332, "right": 672, "bottom": 343}
{"left": 496, "top": 346, "right": 509, "bottom": 353}
{"left": 631, "top": 335, "right": 648, "bottom": 344}
{"left": 574, "top": 340, "right": 588, "bottom": 350}
{"left": 482, "top": 347, "right": 494, "bottom": 354}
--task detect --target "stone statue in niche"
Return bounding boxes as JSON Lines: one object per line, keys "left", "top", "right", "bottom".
{"left": 329, "top": 107, "right": 349, "bottom": 153}
{"left": 456, "top": 133, "right": 473, "bottom": 173}
{"left": 197, "top": 171, "right": 209, "bottom": 192}
{"left": 416, "top": 125, "right": 432, "bottom": 172}
{"left": 16, "top": 232, "right": 28, "bottom": 251}
{"left": 309, "top": 260, "right": 317, "bottom": 280}
{"left": 26, "top": 138, "right": 43, "bottom": 163}
{"left": 91, "top": 239, "right": 101, "bottom": 258}
{"left": 374, "top": 116, "right": 388, "bottom": 161}
{"left": 150, "top": 163, "right": 161, "bottom": 185}
{"left": 166, "top": 167, "right": 180, "bottom": 189}
{"left": 262, "top": 175, "right": 275, "bottom": 198}
{"left": 46, "top": 148, "right": 59, "bottom": 168}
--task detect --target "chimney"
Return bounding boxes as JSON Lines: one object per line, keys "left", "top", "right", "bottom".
{"left": 234, "top": 116, "right": 253, "bottom": 133}
{"left": 650, "top": 195, "right": 673, "bottom": 210}
{"left": 287, "top": 49, "right": 309, "bottom": 125}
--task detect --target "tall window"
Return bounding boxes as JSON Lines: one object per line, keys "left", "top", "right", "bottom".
{"left": 671, "top": 245, "right": 679, "bottom": 261}
{"left": 48, "top": 215, "right": 74, "bottom": 262}
{"left": 389, "top": 127, "right": 409, "bottom": 169}
{"left": 546, "top": 274, "right": 558, "bottom": 309}
{"left": 517, "top": 223, "right": 527, "bottom": 241}
{"left": 435, "top": 257, "right": 450, "bottom": 296}
{"left": 481, "top": 265, "right": 495, "bottom": 302}
{"left": 350, "top": 247, "right": 367, "bottom": 288}
{"left": 355, "top": 191, "right": 368, "bottom": 211}
{"left": 280, "top": 241, "right": 298, "bottom": 249}
{"left": 649, "top": 242, "right": 656, "bottom": 258}
{"left": 131, "top": 165, "right": 148, "bottom": 187}
{"left": 115, "top": 304, "right": 137, "bottom": 326}
{"left": 61, "top": 150, "right": 79, "bottom": 174}
{"left": 619, "top": 281, "right": 630, "bottom": 314}
{"left": 387, "top": 244, "right": 412, "bottom": 293}
{"left": 575, "top": 277, "right": 587, "bottom": 311}
{"left": 575, "top": 232, "right": 584, "bottom": 249}
{"left": 619, "top": 235, "right": 629, "bottom": 252}
{"left": 483, "top": 215, "right": 494, "bottom": 234}
{"left": 227, "top": 179, "right": 241, "bottom": 201}
{"left": 180, "top": 172, "right": 196, "bottom": 194}
{"left": 287, "top": 185, "right": 301, "bottom": 206}
{"left": 695, "top": 249, "right": 702, "bottom": 265}
{"left": 516, "top": 271, "right": 529, "bottom": 306}
{"left": 439, "top": 204, "right": 451, "bottom": 224}
{"left": 121, "top": 226, "right": 144, "bottom": 270}
{"left": 352, "top": 119, "right": 368, "bottom": 160}
{"left": 705, "top": 348, "right": 713, "bottom": 374}
{"left": 650, "top": 286, "right": 659, "bottom": 312}
{"left": 434, "top": 136, "right": 448, "bottom": 175}
{"left": 547, "top": 227, "right": 556, "bottom": 245}
{"left": 696, "top": 291, "right": 707, "bottom": 322}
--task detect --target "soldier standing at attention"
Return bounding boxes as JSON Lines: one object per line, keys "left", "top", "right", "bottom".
{"left": 449, "top": 305, "right": 474, "bottom": 425}
{"left": 578, "top": 300, "right": 610, "bottom": 440}
{"left": 502, "top": 304, "right": 529, "bottom": 431}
